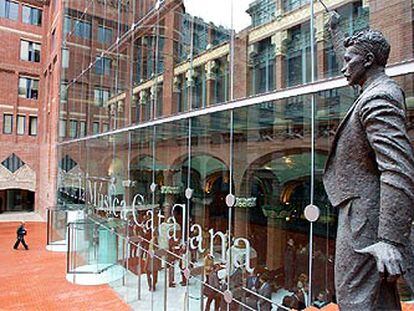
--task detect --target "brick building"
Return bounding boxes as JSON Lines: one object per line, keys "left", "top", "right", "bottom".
{"left": 3, "top": 0, "right": 414, "bottom": 308}
{"left": 0, "top": 0, "right": 61, "bottom": 214}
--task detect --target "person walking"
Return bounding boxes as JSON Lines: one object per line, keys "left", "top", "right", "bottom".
{"left": 13, "top": 221, "right": 29, "bottom": 250}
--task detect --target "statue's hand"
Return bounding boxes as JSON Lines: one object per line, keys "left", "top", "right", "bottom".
{"left": 328, "top": 11, "right": 341, "bottom": 30}
{"left": 356, "top": 242, "right": 405, "bottom": 282}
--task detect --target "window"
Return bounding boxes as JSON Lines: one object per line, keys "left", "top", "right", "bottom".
{"left": 69, "top": 120, "right": 77, "bottom": 138}
{"left": 250, "top": 38, "right": 275, "bottom": 95}
{"left": 60, "top": 82, "right": 68, "bottom": 102}
{"left": 102, "top": 123, "right": 109, "bottom": 133}
{"left": 286, "top": 23, "right": 313, "bottom": 87}
{"left": 59, "top": 155, "right": 77, "bottom": 172}
{"left": 283, "top": 0, "right": 309, "bottom": 12}
{"left": 1, "top": 154, "right": 24, "bottom": 173}
{"left": 59, "top": 119, "right": 66, "bottom": 138}
{"left": 192, "top": 71, "right": 204, "bottom": 109}
{"left": 213, "top": 60, "right": 229, "bottom": 104}
{"left": 18, "top": 77, "right": 39, "bottom": 99}
{"left": 80, "top": 121, "right": 86, "bottom": 137}
{"left": 92, "top": 122, "right": 100, "bottom": 135}
{"left": 98, "top": 26, "right": 113, "bottom": 44}
{"left": 20, "top": 40, "right": 41, "bottom": 62}
{"left": 29, "top": 116, "right": 37, "bottom": 136}
{"left": 247, "top": 0, "right": 276, "bottom": 27}
{"left": 94, "top": 87, "right": 110, "bottom": 107}
{"left": 22, "top": 5, "right": 42, "bottom": 26}
{"left": 73, "top": 19, "right": 91, "bottom": 39}
{"left": 156, "top": 85, "right": 163, "bottom": 116}
{"left": 17, "top": 115, "right": 25, "bottom": 135}
{"left": 62, "top": 48, "right": 69, "bottom": 68}
{"left": 95, "top": 57, "right": 111, "bottom": 75}
{"left": 63, "top": 16, "right": 71, "bottom": 35}
{"left": 177, "top": 77, "right": 186, "bottom": 113}
{"left": 3, "top": 114, "right": 12, "bottom": 134}
{"left": 0, "top": 0, "right": 18, "bottom": 21}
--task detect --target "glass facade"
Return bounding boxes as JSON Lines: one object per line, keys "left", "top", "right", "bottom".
{"left": 56, "top": 0, "right": 414, "bottom": 309}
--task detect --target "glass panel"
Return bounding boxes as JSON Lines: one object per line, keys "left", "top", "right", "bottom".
{"left": 29, "top": 116, "right": 37, "bottom": 136}
{"left": 69, "top": 120, "right": 78, "bottom": 138}
{"left": 17, "top": 115, "right": 25, "bottom": 135}
{"left": 8, "top": 1, "right": 18, "bottom": 20}
{"left": 20, "top": 40, "right": 29, "bottom": 61}
{"left": 0, "top": 0, "right": 5, "bottom": 18}
{"left": 58, "top": 0, "right": 414, "bottom": 310}
{"left": 22, "top": 5, "right": 30, "bottom": 23}
{"left": 22, "top": 6, "right": 41, "bottom": 25}
{"left": 3, "top": 114, "right": 12, "bottom": 134}
{"left": 59, "top": 119, "right": 66, "bottom": 138}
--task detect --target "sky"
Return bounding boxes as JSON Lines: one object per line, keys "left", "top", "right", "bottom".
{"left": 183, "top": 0, "right": 252, "bottom": 31}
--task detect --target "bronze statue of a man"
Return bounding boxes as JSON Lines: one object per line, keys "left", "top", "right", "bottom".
{"left": 323, "top": 14, "right": 414, "bottom": 310}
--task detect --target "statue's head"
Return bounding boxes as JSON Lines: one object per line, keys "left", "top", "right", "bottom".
{"left": 342, "top": 29, "right": 390, "bottom": 87}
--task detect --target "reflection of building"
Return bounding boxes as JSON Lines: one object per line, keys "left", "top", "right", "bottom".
{"left": 7, "top": 0, "right": 414, "bottom": 308}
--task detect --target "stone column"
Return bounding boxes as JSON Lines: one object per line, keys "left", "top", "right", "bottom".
{"left": 150, "top": 84, "right": 158, "bottom": 118}
{"left": 138, "top": 89, "right": 148, "bottom": 122}
{"left": 272, "top": 30, "right": 288, "bottom": 90}
{"left": 247, "top": 44, "right": 257, "bottom": 95}
{"left": 117, "top": 99, "right": 124, "bottom": 128}
{"left": 205, "top": 60, "right": 217, "bottom": 106}
{"left": 109, "top": 102, "right": 117, "bottom": 130}
{"left": 185, "top": 68, "right": 196, "bottom": 110}
{"left": 172, "top": 76, "right": 181, "bottom": 114}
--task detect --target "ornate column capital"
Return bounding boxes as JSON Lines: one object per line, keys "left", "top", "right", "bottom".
{"left": 271, "top": 30, "right": 288, "bottom": 56}
{"left": 315, "top": 13, "right": 328, "bottom": 43}
{"left": 139, "top": 89, "right": 148, "bottom": 105}
{"left": 109, "top": 102, "right": 117, "bottom": 116}
{"left": 173, "top": 76, "right": 181, "bottom": 93}
{"left": 248, "top": 44, "right": 258, "bottom": 66}
{"left": 185, "top": 68, "right": 196, "bottom": 87}
{"left": 117, "top": 100, "right": 124, "bottom": 113}
{"left": 150, "top": 84, "right": 157, "bottom": 100}
{"left": 205, "top": 60, "right": 217, "bottom": 81}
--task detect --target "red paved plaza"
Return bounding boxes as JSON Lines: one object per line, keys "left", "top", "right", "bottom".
{"left": 0, "top": 222, "right": 129, "bottom": 311}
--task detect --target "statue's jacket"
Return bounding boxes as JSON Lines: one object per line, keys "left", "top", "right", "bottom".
{"left": 323, "top": 73, "right": 414, "bottom": 252}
